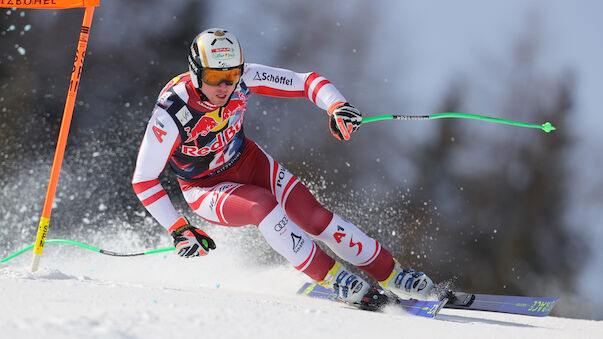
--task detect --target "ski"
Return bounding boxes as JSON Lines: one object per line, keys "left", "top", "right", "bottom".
{"left": 297, "top": 282, "right": 447, "bottom": 318}
{"left": 444, "top": 291, "right": 558, "bottom": 317}
{"left": 298, "top": 282, "right": 557, "bottom": 317}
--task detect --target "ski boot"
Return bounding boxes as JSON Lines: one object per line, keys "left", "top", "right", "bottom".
{"left": 379, "top": 259, "right": 435, "bottom": 300}
{"left": 318, "top": 262, "right": 388, "bottom": 311}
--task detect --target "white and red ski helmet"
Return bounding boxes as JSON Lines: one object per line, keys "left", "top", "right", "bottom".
{"left": 188, "top": 28, "right": 244, "bottom": 88}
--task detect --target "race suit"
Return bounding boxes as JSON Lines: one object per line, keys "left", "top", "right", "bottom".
{"left": 132, "top": 63, "right": 394, "bottom": 281}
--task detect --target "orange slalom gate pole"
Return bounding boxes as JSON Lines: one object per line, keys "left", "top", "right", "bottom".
{"left": 31, "top": 6, "right": 95, "bottom": 272}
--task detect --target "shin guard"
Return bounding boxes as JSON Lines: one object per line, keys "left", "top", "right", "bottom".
{"left": 315, "top": 214, "right": 381, "bottom": 267}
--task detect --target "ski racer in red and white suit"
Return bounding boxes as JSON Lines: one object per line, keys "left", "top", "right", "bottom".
{"left": 132, "top": 29, "right": 435, "bottom": 307}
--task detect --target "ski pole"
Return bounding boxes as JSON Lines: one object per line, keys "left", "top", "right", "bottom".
{"left": 362, "top": 113, "right": 556, "bottom": 133}
{"left": 30, "top": 5, "right": 97, "bottom": 272}
{"left": 1, "top": 239, "right": 175, "bottom": 263}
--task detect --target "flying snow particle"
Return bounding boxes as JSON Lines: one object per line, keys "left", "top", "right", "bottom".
{"left": 24, "top": 25, "right": 31, "bottom": 31}
{"left": 8, "top": 25, "right": 15, "bottom": 31}
{"left": 17, "top": 47, "right": 26, "bottom": 55}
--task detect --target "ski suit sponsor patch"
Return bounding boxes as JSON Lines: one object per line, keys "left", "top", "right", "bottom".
{"left": 253, "top": 72, "right": 293, "bottom": 86}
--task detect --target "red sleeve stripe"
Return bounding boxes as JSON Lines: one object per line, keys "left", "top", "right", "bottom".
{"left": 132, "top": 179, "right": 161, "bottom": 194}
{"left": 295, "top": 242, "right": 317, "bottom": 272}
{"left": 310, "top": 79, "right": 331, "bottom": 105}
{"left": 304, "top": 73, "right": 321, "bottom": 98}
{"left": 248, "top": 86, "right": 305, "bottom": 98}
{"left": 141, "top": 190, "right": 167, "bottom": 207}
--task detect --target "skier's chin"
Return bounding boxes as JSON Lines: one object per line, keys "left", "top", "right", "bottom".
{"left": 212, "top": 95, "right": 229, "bottom": 106}
{"left": 207, "top": 90, "right": 234, "bottom": 107}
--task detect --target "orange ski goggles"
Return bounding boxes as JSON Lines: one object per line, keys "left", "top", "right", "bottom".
{"left": 201, "top": 67, "right": 242, "bottom": 86}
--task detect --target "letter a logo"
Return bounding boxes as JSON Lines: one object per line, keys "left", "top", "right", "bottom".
{"left": 152, "top": 125, "right": 167, "bottom": 143}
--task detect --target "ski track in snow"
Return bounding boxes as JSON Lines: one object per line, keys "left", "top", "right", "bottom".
{"left": 1, "top": 247, "right": 602, "bottom": 339}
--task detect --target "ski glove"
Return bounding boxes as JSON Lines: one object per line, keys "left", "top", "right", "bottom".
{"left": 329, "top": 102, "right": 362, "bottom": 141}
{"left": 170, "top": 223, "right": 216, "bottom": 258}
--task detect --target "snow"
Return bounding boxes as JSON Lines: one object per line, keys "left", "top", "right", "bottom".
{"left": 1, "top": 241, "right": 601, "bottom": 339}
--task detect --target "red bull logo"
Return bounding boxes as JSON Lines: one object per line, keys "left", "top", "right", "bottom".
{"left": 184, "top": 115, "right": 219, "bottom": 143}
{"left": 183, "top": 101, "right": 246, "bottom": 144}
{"left": 181, "top": 117, "right": 243, "bottom": 157}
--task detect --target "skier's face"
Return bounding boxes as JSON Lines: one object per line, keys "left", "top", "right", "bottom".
{"left": 201, "top": 81, "right": 236, "bottom": 107}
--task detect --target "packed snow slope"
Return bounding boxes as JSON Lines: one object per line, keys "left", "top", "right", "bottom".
{"left": 1, "top": 237, "right": 601, "bottom": 339}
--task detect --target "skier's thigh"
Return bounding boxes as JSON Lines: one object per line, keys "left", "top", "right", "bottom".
{"left": 182, "top": 182, "right": 277, "bottom": 226}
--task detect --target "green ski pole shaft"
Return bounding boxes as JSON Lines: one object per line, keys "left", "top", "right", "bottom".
{"left": 1, "top": 239, "right": 174, "bottom": 263}
{"left": 362, "top": 112, "right": 556, "bottom": 133}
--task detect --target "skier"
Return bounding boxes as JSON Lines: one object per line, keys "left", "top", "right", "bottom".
{"left": 132, "top": 28, "right": 435, "bottom": 309}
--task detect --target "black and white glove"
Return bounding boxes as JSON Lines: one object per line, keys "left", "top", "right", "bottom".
{"left": 329, "top": 102, "right": 362, "bottom": 141}
{"left": 170, "top": 223, "right": 216, "bottom": 258}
